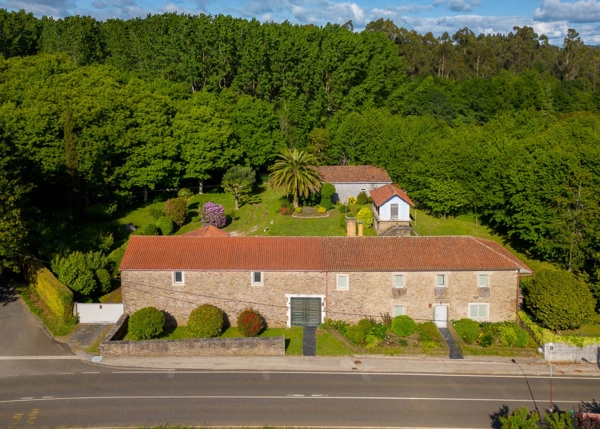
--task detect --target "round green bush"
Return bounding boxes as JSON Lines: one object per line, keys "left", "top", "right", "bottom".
{"left": 357, "top": 191, "right": 369, "bottom": 205}
{"left": 391, "top": 315, "right": 416, "bottom": 337}
{"left": 188, "top": 304, "right": 225, "bottom": 338}
{"left": 369, "top": 323, "right": 388, "bottom": 340}
{"left": 357, "top": 318, "right": 376, "bottom": 334}
{"left": 156, "top": 216, "right": 174, "bottom": 235}
{"left": 478, "top": 332, "right": 494, "bottom": 347}
{"left": 453, "top": 318, "right": 480, "bottom": 344}
{"left": 237, "top": 308, "right": 264, "bottom": 337}
{"left": 356, "top": 207, "right": 374, "bottom": 228}
{"left": 498, "top": 323, "right": 531, "bottom": 348}
{"left": 514, "top": 326, "right": 530, "bottom": 348}
{"left": 345, "top": 325, "right": 366, "bottom": 345}
{"left": 140, "top": 223, "right": 158, "bottom": 235}
{"left": 417, "top": 322, "right": 439, "bottom": 341}
{"left": 128, "top": 306, "right": 165, "bottom": 340}
{"left": 95, "top": 268, "right": 112, "bottom": 294}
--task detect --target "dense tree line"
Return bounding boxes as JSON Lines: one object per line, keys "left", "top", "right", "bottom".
{"left": 1, "top": 10, "right": 600, "bottom": 304}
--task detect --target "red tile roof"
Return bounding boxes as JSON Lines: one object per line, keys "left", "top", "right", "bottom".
{"left": 317, "top": 166, "right": 392, "bottom": 184}
{"left": 181, "top": 225, "right": 230, "bottom": 237}
{"left": 370, "top": 184, "right": 414, "bottom": 207}
{"left": 120, "top": 236, "right": 532, "bottom": 274}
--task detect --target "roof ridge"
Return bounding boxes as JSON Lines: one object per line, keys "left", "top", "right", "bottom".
{"left": 468, "top": 236, "right": 532, "bottom": 273}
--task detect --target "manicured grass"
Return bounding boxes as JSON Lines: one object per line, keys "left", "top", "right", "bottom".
{"left": 562, "top": 324, "right": 600, "bottom": 337}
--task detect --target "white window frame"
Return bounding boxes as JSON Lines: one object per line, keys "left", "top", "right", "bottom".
{"left": 337, "top": 274, "right": 349, "bottom": 291}
{"left": 392, "top": 273, "right": 404, "bottom": 288}
{"left": 173, "top": 271, "right": 184, "bottom": 285}
{"left": 436, "top": 274, "right": 447, "bottom": 287}
{"left": 468, "top": 303, "right": 489, "bottom": 321}
{"left": 251, "top": 271, "right": 264, "bottom": 286}
{"left": 478, "top": 274, "right": 489, "bottom": 288}
{"left": 393, "top": 305, "right": 406, "bottom": 316}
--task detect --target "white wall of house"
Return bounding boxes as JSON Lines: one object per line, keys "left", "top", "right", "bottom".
{"left": 332, "top": 183, "right": 387, "bottom": 203}
{"left": 376, "top": 196, "right": 411, "bottom": 221}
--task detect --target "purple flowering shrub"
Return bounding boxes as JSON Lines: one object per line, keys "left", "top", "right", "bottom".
{"left": 201, "top": 201, "right": 226, "bottom": 228}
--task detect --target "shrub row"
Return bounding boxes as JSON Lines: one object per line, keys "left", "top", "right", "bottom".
{"left": 453, "top": 318, "right": 531, "bottom": 348}
{"left": 127, "top": 305, "right": 265, "bottom": 340}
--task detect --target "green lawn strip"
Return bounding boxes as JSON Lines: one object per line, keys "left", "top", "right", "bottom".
{"left": 561, "top": 324, "right": 600, "bottom": 337}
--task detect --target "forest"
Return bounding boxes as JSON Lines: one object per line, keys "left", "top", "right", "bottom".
{"left": 1, "top": 9, "right": 600, "bottom": 304}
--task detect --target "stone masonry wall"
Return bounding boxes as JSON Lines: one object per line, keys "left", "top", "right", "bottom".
{"left": 99, "top": 314, "right": 285, "bottom": 357}
{"left": 121, "top": 269, "right": 520, "bottom": 327}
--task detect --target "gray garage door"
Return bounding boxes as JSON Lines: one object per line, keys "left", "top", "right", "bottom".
{"left": 290, "top": 297, "right": 322, "bottom": 327}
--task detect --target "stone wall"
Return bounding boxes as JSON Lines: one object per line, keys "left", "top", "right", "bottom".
{"left": 542, "top": 342, "right": 600, "bottom": 364}
{"left": 121, "top": 268, "right": 520, "bottom": 327}
{"left": 99, "top": 315, "right": 285, "bottom": 357}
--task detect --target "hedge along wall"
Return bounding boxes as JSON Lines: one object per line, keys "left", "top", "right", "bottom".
{"left": 22, "top": 259, "right": 74, "bottom": 322}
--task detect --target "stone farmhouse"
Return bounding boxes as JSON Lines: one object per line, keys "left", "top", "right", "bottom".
{"left": 316, "top": 165, "right": 392, "bottom": 203}
{"left": 119, "top": 235, "right": 532, "bottom": 328}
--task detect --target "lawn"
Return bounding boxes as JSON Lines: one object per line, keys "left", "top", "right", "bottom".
{"left": 138, "top": 325, "right": 349, "bottom": 356}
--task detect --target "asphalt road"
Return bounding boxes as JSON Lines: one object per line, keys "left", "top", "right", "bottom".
{"left": 0, "top": 369, "right": 597, "bottom": 428}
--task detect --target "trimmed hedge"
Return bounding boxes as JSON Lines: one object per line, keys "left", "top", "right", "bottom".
{"left": 23, "top": 259, "right": 73, "bottom": 322}
{"left": 188, "top": 304, "right": 225, "bottom": 338}
{"left": 128, "top": 307, "right": 165, "bottom": 340}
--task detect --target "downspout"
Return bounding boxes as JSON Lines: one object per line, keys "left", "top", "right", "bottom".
{"left": 516, "top": 270, "right": 520, "bottom": 322}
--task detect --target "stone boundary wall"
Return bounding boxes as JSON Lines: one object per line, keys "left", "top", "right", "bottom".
{"left": 543, "top": 342, "right": 599, "bottom": 364}
{"left": 99, "top": 314, "right": 285, "bottom": 357}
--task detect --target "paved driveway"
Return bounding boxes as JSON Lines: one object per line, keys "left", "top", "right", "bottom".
{"left": 0, "top": 279, "right": 71, "bottom": 356}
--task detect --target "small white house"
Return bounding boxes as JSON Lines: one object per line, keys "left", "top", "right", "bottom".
{"left": 316, "top": 165, "right": 392, "bottom": 203}
{"left": 370, "top": 184, "right": 414, "bottom": 235}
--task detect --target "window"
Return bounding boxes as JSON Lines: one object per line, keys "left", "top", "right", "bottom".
{"left": 478, "top": 274, "right": 489, "bottom": 287}
{"left": 337, "top": 274, "right": 349, "bottom": 291}
{"left": 393, "top": 306, "right": 406, "bottom": 316}
{"left": 390, "top": 203, "right": 399, "bottom": 219}
{"left": 436, "top": 274, "right": 446, "bottom": 287}
{"left": 393, "top": 274, "right": 404, "bottom": 288}
{"left": 251, "top": 271, "right": 263, "bottom": 286}
{"left": 469, "top": 303, "right": 489, "bottom": 320}
{"left": 173, "top": 271, "right": 184, "bottom": 285}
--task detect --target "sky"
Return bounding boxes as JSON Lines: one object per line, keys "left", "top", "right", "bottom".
{"left": 4, "top": 0, "right": 600, "bottom": 46}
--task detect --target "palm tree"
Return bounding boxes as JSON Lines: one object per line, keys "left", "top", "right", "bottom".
{"left": 269, "top": 149, "right": 322, "bottom": 208}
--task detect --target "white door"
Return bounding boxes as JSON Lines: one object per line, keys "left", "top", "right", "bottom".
{"left": 433, "top": 305, "right": 448, "bottom": 328}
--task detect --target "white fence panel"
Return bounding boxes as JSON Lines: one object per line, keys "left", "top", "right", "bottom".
{"left": 76, "top": 303, "right": 125, "bottom": 324}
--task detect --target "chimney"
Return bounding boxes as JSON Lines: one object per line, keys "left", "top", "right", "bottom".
{"left": 346, "top": 217, "right": 356, "bottom": 237}
{"left": 358, "top": 220, "right": 363, "bottom": 237}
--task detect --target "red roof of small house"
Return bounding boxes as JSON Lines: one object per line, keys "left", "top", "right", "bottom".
{"left": 181, "top": 225, "right": 230, "bottom": 237}
{"left": 120, "top": 236, "right": 532, "bottom": 274}
{"left": 370, "top": 184, "right": 414, "bottom": 207}
{"left": 316, "top": 166, "right": 392, "bottom": 184}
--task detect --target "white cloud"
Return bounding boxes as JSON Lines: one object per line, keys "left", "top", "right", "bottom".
{"left": 449, "top": 0, "right": 472, "bottom": 12}
{"left": 535, "top": 0, "right": 600, "bottom": 23}
{"left": 0, "top": 0, "right": 75, "bottom": 17}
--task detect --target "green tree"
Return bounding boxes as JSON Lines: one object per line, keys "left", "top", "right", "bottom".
{"left": 222, "top": 165, "right": 256, "bottom": 210}
{"left": 525, "top": 269, "right": 596, "bottom": 330}
{"left": 51, "top": 251, "right": 110, "bottom": 297}
{"left": 269, "top": 149, "right": 321, "bottom": 209}
{"left": 164, "top": 197, "right": 188, "bottom": 226}
{"left": 0, "top": 136, "right": 30, "bottom": 274}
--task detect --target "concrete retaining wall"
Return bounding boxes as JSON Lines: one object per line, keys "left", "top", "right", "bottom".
{"left": 99, "top": 314, "right": 285, "bottom": 357}
{"left": 543, "top": 342, "right": 600, "bottom": 364}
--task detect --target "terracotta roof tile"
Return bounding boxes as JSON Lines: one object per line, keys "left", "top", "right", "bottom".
{"left": 316, "top": 166, "right": 392, "bottom": 184}
{"left": 181, "top": 225, "right": 230, "bottom": 237}
{"left": 120, "top": 236, "right": 531, "bottom": 274}
{"left": 370, "top": 184, "right": 414, "bottom": 207}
